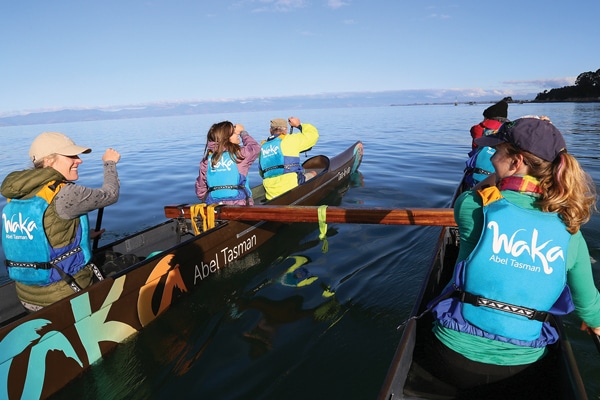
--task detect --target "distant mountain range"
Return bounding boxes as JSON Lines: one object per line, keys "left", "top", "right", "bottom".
{"left": 0, "top": 90, "right": 537, "bottom": 127}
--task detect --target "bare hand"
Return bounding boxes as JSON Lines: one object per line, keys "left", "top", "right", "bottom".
{"left": 234, "top": 124, "right": 245, "bottom": 134}
{"left": 90, "top": 228, "right": 105, "bottom": 239}
{"left": 288, "top": 117, "right": 301, "bottom": 128}
{"left": 581, "top": 321, "right": 600, "bottom": 336}
{"left": 102, "top": 148, "right": 121, "bottom": 163}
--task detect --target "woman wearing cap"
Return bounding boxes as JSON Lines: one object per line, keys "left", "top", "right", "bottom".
{"left": 423, "top": 117, "right": 600, "bottom": 390}
{"left": 1, "top": 132, "right": 120, "bottom": 311}
{"left": 195, "top": 121, "right": 260, "bottom": 205}
{"left": 259, "top": 116, "right": 319, "bottom": 200}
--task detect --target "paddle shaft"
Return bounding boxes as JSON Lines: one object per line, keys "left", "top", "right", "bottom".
{"left": 163, "top": 205, "right": 456, "bottom": 226}
{"left": 92, "top": 208, "right": 104, "bottom": 250}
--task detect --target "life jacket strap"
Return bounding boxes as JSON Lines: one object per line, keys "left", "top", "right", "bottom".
{"left": 4, "top": 246, "right": 104, "bottom": 292}
{"left": 465, "top": 167, "right": 493, "bottom": 176}
{"left": 5, "top": 246, "right": 83, "bottom": 270}
{"left": 207, "top": 184, "right": 244, "bottom": 192}
{"left": 459, "top": 291, "right": 550, "bottom": 322}
{"left": 260, "top": 163, "right": 301, "bottom": 174}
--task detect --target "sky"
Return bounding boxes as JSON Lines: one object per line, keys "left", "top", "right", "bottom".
{"left": 1, "top": 0, "right": 599, "bottom": 116}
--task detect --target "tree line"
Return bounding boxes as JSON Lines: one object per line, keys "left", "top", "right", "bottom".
{"left": 535, "top": 69, "right": 600, "bottom": 101}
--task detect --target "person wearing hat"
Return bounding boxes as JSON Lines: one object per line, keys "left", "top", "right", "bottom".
{"left": 1, "top": 132, "right": 121, "bottom": 311}
{"left": 469, "top": 100, "right": 509, "bottom": 150}
{"left": 195, "top": 121, "right": 260, "bottom": 205}
{"left": 258, "top": 116, "right": 319, "bottom": 200}
{"left": 464, "top": 100, "right": 510, "bottom": 188}
{"left": 422, "top": 117, "right": 600, "bottom": 391}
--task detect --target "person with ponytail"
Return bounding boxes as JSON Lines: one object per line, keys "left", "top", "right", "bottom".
{"left": 195, "top": 121, "right": 260, "bottom": 205}
{"left": 422, "top": 116, "right": 600, "bottom": 390}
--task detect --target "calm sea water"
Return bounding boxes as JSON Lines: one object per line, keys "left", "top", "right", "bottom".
{"left": 1, "top": 103, "right": 599, "bottom": 399}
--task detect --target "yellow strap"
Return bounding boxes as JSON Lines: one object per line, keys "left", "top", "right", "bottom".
{"left": 207, "top": 204, "right": 217, "bottom": 229}
{"left": 189, "top": 203, "right": 207, "bottom": 235}
{"left": 318, "top": 205, "right": 329, "bottom": 253}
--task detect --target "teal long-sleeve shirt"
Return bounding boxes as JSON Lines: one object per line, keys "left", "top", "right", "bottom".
{"left": 433, "top": 189, "right": 600, "bottom": 365}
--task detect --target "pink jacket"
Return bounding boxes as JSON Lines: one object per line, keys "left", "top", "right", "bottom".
{"left": 195, "top": 131, "right": 260, "bottom": 205}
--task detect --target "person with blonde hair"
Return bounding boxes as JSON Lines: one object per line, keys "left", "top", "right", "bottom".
{"left": 195, "top": 121, "right": 260, "bottom": 205}
{"left": 424, "top": 117, "right": 600, "bottom": 390}
{"left": 1, "top": 132, "right": 120, "bottom": 310}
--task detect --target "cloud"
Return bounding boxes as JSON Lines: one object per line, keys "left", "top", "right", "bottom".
{"left": 503, "top": 77, "right": 576, "bottom": 88}
{"left": 327, "top": 0, "right": 349, "bottom": 9}
{"left": 426, "top": 13, "right": 451, "bottom": 19}
{"left": 247, "top": 0, "right": 306, "bottom": 12}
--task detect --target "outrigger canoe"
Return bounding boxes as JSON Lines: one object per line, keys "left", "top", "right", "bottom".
{"left": 0, "top": 141, "right": 363, "bottom": 400}
{"left": 378, "top": 178, "right": 589, "bottom": 400}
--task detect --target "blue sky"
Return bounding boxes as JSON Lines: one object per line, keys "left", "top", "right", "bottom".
{"left": 1, "top": 1, "right": 598, "bottom": 116}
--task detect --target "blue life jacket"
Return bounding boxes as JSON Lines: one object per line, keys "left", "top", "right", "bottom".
{"left": 431, "top": 186, "right": 574, "bottom": 347}
{"left": 465, "top": 146, "right": 496, "bottom": 188}
{"left": 205, "top": 152, "right": 250, "bottom": 203}
{"left": 2, "top": 181, "right": 92, "bottom": 285}
{"left": 259, "top": 135, "right": 302, "bottom": 179}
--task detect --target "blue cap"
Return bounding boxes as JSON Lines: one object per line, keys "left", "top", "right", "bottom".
{"left": 475, "top": 117, "right": 566, "bottom": 162}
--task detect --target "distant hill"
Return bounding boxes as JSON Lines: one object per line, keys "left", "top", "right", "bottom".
{"left": 0, "top": 89, "right": 537, "bottom": 127}
{"left": 535, "top": 68, "right": 600, "bottom": 102}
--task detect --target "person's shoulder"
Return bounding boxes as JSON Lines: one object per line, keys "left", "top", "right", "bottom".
{"left": 455, "top": 189, "right": 484, "bottom": 210}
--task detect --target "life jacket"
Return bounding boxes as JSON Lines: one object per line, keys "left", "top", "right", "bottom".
{"left": 464, "top": 146, "right": 496, "bottom": 188}
{"left": 205, "top": 152, "right": 251, "bottom": 203}
{"left": 259, "top": 135, "right": 302, "bottom": 179}
{"left": 2, "top": 180, "right": 92, "bottom": 286}
{"left": 431, "top": 186, "right": 574, "bottom": 347}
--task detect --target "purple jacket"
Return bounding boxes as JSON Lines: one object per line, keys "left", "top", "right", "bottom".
{"left": 195, "top": 131, "right": 260, "bottom": 205}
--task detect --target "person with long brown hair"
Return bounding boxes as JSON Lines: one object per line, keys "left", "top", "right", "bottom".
{"left": 195, "top": 121, "right": 260, "bottom": 205}
{"left": 423, "top": 116, "right": 600, "bottom": 391}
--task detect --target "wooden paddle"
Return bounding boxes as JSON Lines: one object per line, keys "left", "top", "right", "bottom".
{"left": 164, "top": 205, "right": 456, "bottom": 226}
{"left": 92, "top": 208, "right": 104, "bottom": 250}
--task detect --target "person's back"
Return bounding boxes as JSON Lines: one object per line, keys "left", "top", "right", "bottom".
{"left": 195, "top": 121, "right": 260, "bottom": 205}
{"left": 423, "top": 117, "right": 600, "bottom": 390}
{"left": 464, "top": 146, "right": 496, "bottom": 188}
{"left": 259, "top": 117, "right": 319, "bottom": 200}
{"left": 465, "top": 100, "right": 509, "bottom": 187}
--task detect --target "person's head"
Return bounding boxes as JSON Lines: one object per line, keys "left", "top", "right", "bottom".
{"left": 476, "top": 116, "right": 596, "bottom": 233}
{"left": 270, "top": 118, "right": 288, "bottom": 135}
{"left": 29, "top": 132, "right": 91, "bottom": 181}
{"left": 476, "top": 117, "right": 566, "bottom": 173}
{"left": 206, "top": 121, "right": 243, "bottom": 165}
{"left": 207, "top": 121, "right": 235, "bottom": 145}
{"left": 483, "top": 100, "right": 508, "bottom": 120}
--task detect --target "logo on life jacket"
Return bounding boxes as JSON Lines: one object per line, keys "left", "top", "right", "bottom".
{"left": 261, "top": 144, "right": 280, "bottom": 157}
{"left": 211, "top": 157, "right": 235, "bottom": 171}
{"left": 487, "top": 221, "right": 564, "bottom": 274}
{"left": 2, "top": 212, "right": 39, "bottom": 240}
